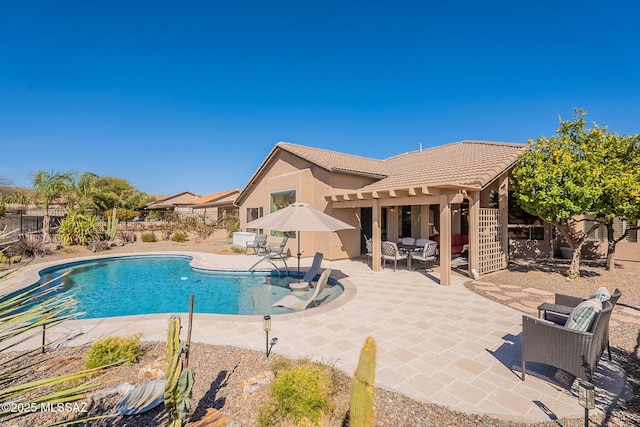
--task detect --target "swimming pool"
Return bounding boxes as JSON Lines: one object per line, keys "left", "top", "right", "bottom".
{"left": 33, "top": 255, "right": 344, "bottom": 318}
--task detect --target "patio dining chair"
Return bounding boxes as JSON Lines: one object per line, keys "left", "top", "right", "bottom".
{"left": 245, "top": 233, "right": 267, "bottom": 255}
{"left": 365, "top": 238, "right": 374, "bottom": 267}
{"left": 381, "top": 241, "right": 408, "bottom": 271}
{"left": 410, "top": 240, "right": 438, "bottom": 270}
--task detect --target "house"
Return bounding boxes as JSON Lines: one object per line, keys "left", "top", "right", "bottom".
{"left": 235, "top": 140, "right": 529, "bottom": 285}
{"left": 191, "top": 189, "right": 240, "bottom": 224}
{"left": 145, "top": 190, "right": 200, "bottom": 213}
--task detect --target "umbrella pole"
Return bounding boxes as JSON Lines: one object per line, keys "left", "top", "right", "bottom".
{"left": 297, "top": 230, "right": 301, "bottom": 283}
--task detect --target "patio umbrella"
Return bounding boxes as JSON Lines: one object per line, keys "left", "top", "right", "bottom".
{"left": 245, "top": 202, "right": 355, "bottom": 281}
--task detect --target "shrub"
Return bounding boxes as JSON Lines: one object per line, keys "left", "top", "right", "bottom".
{"left": 0, "top": 251, "right": 8, "bottom": 264}
{"left": 58, "top": 209, "right": 100, "bottom": 246}
{"left": 141, "top": 232, "right": 157, "bottom": 242}
{"left": 258, "top": 361, "right": 335, "bottom": 427}
{"left": 145, "top": 210, "right": 163, "bottom": 221}
{"left": 102, "top": 208, "right": 139, "bottom": 221}
{"left": 85, "top": 334, "right": 143, "bottom": 369}
{"left": 170, "top": 230, "right": 188, "bottom": 242}
{"left": 8, "top": 236, "right": 45, "bottom": 257}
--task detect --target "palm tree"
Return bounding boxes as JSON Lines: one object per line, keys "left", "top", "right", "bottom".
{"left": 30, "top": 170, "right": 74, "bottom": 243}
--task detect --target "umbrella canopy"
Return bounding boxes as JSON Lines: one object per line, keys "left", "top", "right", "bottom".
{"left": 245, "top": 202, "right": 355, "bottom": 280}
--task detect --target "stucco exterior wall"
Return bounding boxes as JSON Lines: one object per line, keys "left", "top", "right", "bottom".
{"left": 238, "top": 150, "right": 366, "bottom": 260}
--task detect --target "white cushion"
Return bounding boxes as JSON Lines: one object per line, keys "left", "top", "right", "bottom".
{"left": 588, "top": 286, "right": 611, "bottom": 302}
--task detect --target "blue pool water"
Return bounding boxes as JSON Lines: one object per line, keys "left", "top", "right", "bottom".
{"left": 34, "top": 256, "right": 343, "bottom": 318}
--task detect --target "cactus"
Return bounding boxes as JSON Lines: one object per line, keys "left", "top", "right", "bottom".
{"left": 350, "top": 336, "right": 376, "bottom": 427}
{"left": 165, "top": 316, "right": 195, "bottom": 427}
{"left": 106, "top": 207, "right": 119, "bottom": 241}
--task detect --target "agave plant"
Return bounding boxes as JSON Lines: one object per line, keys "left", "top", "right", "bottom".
{"left": 0, "top": 274, "right": 103, "bottom": 423}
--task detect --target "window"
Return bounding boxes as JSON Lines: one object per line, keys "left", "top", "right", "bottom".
{"left": 508, "top": 192, "right": 544, "bottom": 240}
{"left": 246, "top": 207, "right": 263, "bottom": 233}
{"left": 586, "top": 216, "right": 638, "bottom": 243}
{"left": 270, "top": 190, "right": 296, "bottom": 238}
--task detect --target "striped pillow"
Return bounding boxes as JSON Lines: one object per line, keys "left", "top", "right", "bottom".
{"left": 565, "top": 299, "right": 603, "bottom": 332}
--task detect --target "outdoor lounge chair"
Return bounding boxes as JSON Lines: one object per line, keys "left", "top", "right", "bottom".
{"left": 273, "top": 268, "right": 332, "bottom": 311}
{"left": 245, "top": 233, "right": 267, "bottom": 255}
{"left": 283, "top": 252, "right": 323, "bottom": 287}
{"left": 409, "top": 240, "right": 438, "bottom": 270}
{"left": 381, "top": 241, "right": 408, "bottom": 271}
{"left": 521, "top": 300, "right": 613, "bottom": 381}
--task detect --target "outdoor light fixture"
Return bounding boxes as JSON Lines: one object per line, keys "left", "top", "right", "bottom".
{"left": 578, "top": 380, "right": 595, "bottom": 427}
{"left": 263, "top": 315, "right": 271, "bottom": 357}
{"left": 390, "top": 206, "right": 395, "bottom": 212}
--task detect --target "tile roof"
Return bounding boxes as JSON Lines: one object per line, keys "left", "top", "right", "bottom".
{"left": 192, "top": 189, "right": 239, "bottom": 204}
{"left": 278, "top": 140, "right": 527, "bottom": 192}
{"left": 276, "top": 142, "right": 389, "bottom": 177}
{"left": 365, "top": 140, "right": 527, "bottom": 191}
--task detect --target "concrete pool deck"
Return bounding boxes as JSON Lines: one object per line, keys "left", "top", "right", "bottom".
{"left": 2, "top": 251, "right": 631, "bottom": 422}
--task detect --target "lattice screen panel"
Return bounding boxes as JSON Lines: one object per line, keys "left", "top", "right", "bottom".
{"left": 478, "top": 208, "right": 506, "bottom": 275}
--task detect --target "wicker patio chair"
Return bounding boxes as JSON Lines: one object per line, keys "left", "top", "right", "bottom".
{"left": 521, "top": 300, "right": 613, "bottom": 381}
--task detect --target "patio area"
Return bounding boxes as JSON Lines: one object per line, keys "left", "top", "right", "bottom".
{"left": 5, "top": 251, "right": 631, "bottom": 423}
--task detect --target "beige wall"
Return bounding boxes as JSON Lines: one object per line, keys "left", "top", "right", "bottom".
{"left": 238, "top": 151, "right": 366, "bottom": 260}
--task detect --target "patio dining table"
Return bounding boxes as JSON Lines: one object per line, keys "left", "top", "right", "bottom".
{"left": 397, "top": 244, "right": 422, "bottom": 270}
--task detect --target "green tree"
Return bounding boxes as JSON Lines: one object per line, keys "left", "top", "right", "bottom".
{"left": 589, "top": 128, "right": 640, "bottom": 270}
{"left": 512, "top": 110, "right": 603, "bottom": 277}
{"left": 30, "top": 170, "right": 74, "bottom": 243}
{"left": 91, "top": 176, "right": 152, "bottom": 212}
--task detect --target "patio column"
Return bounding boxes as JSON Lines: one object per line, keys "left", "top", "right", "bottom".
{"left": 467, "top": 191, "right": 480, "bottom": 279}
{"left": 371, "top": 199, "right": 382, "bottom": 271}
{"left": 420, "top": 205, "right": 430, "bottom": 238}
{"left": 499, "top": 175, "right": 509, "bottom": 261}
{"left": 439, "top": 194, "right": 452, "bottom": 286}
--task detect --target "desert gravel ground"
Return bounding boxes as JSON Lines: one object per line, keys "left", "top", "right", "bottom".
{"left": 2, "top": 236, "right": 638, "bottom": 426}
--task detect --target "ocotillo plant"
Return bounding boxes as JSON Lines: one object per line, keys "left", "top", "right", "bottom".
{"left": 164, "top": 316, "right": 195, "bottom": 427}
{"left": 106, "top": 207, "right": 118, "bottom": 241}
{"left": 349, "top": 336, "right": 376, "bottom": 427}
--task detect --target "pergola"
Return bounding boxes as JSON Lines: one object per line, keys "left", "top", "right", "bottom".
{"left": 325, "top": 176, "right": 510, "bottom": 286}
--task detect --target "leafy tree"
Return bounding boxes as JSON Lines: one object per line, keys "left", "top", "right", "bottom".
{"left": 589, "top": 128, "right": 640, "bottom": 270}
{"left": 512, "top": 110, "right": 603, "bottom": 277}
{"left": 90, "top": 176, "right": 152, "bottom": 212}
{"left": 30, "top": 170, "right": 74, "bottom": 243}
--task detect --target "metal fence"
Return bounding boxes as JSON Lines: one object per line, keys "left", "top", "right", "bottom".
{"left": 0, "top": 213, "right": 65, "bottom": 244}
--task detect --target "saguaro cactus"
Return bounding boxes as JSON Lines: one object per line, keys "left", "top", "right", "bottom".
{"left": 165, "top": 316, "right": 195, "bottom": 427}
{"left": 350, "top": 336, "right": 376, "bottom": 427}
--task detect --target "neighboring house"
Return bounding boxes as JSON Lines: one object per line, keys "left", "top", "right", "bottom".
{"left": 191, "top": 189, "right": 240, "bottom": 223}
{"left": 145, "top": 191, "right": 200, "bottom": 214}
{"left": 235, "top": 140, "right": 529, "bottom": 285}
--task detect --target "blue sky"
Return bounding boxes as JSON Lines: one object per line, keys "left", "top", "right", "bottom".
{"left": 2, "top": 1, "right": 639, "bottom": 196}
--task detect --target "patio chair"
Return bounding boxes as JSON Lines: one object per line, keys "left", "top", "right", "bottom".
{"left": 248, "top": 236, "right": 290, "bottom": 275}
{"left": 266, "top": 236, "right": 289, "bottom": 257}
{"left": 415, "top": 238, "right": 430, "bottom": 247}
{"left": 245, "top": 233, "right": 267, "bottom": 255}
{"left": 522, "top": 300, "right": 613, "bottom": 381}
{"left": 273, "top": 268, "right": 332, "bottom": 311}
{"left": 539, "top": 287, "right": 621, "bottom": 360}
{"left": 381, "top": 241, "right": 408, "bottom": 271}
{"left": 283, "top": 252, "right": 324, "bottom": 287}
{"left": 365, "top": 238, "right": 374, "bottom": 267}
{"left": 410, "top": 240, "right": 438, "bottom": 270}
